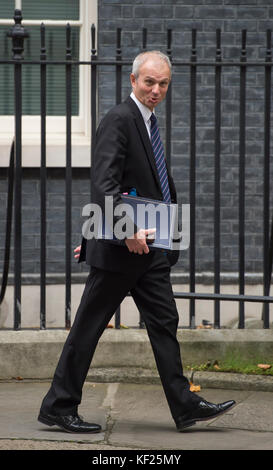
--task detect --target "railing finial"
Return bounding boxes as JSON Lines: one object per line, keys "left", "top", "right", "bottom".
{"left": 7, "top": 9, "right": 29, "bottom": 60}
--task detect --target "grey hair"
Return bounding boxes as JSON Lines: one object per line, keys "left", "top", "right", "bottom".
{"left": 132, "top": 50, "right": 172, "bottom": 79}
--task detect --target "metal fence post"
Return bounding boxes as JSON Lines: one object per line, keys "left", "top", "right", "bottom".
{"left": 238, "top": 29, "right": 247, "bottom": 329}
{"left": 65, "top": 23, "right": 72, "bottom": 329}
{"left": 40, "top": 23, "right": 47, "bottom": 329}
{"left": 7, "top": 9, "right": 29, "bottom": 330}
{"left": 189, "top": 29, "right": 197, "bottom": 329}
{"left": 214, "top": 28, "right": 222, "bottom": 329}
{"left": 262, "top": 29, "right": 272, "bottom": 329}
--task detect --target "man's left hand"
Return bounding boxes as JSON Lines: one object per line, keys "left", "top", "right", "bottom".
{"left": 125, "top": 228, "right": 156, "bottom": 255}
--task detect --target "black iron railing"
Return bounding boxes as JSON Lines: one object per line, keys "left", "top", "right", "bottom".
{"left": 0, "top": 9, "right": 272, "bottom": 330}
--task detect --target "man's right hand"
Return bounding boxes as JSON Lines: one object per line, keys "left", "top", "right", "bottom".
{"left": 125, "top": 228, "right": 156, "bottom": 255}
{"left": 74, "top": 245, "right": 81, "bottom": 259}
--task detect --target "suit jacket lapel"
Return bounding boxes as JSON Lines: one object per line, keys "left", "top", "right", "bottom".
{"left": 125, "top": 96, "right": 163, "bottom": 195}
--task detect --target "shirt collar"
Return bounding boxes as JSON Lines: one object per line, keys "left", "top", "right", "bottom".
{"left": 130, "top": 92, "right": 153, "bottom": 124}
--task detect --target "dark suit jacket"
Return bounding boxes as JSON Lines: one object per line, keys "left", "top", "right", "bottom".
{"left": 79, "top": 96, "right": 180, "bottom": 272}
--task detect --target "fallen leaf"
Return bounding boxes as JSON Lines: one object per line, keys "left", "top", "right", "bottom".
{"left": 106, "top": 323, "right": 129, "bottom": 329}
{"left": 189, "top": 369, "right": 201, "bottom": 392}
{"left": 257, "top": 364, "right": 271, "bottom": 370}
{"left": 190, "top": 382, "right": 201, "bottom": 392}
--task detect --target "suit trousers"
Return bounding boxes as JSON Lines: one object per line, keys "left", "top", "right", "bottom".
{"left": 40, "top": 252, "right": 201, "bottom": 421}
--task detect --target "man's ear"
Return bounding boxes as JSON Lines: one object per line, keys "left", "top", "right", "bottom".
{"left": 130, "top": 73, "right": 136, "bottom": 89}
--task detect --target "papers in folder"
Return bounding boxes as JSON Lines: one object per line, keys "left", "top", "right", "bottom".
{"left": 98, "top": 194, "right": 180, "bottom": 252}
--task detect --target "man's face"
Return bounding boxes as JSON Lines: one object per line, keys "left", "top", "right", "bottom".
{"left": 130, "top": 57, "right": 171, "bottom": 111}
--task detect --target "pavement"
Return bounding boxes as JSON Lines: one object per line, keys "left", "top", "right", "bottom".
{"left": 1, "top": 374, "right": 273, "bottom": 451}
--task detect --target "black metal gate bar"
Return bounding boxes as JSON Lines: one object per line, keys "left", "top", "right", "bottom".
{"left": 173, "top": 291, "right": 273, "bottom": 303}
{"left": 262, "top": 29, "right": 272, "bottom": 329}
{"left": 114, "top": 27, "right": 122, "bottom": 329}
{"left": 138, "top": 28, "right": 148, "bottom": 330}
{"left": 189, "top": 29, "right": 197, "bottom": 329}
{"left": 165, "top": 28, "right": 172, "bottom": 168}
{"left": 2, "top": 59, "right": 273, "bottom": 67}
{"left": 238, "top": 30, "right": 247, "bottom": 329}
{"left": 115, "top": 27, "right": 122, "bottom": 105}
{"left": 40, "top": 23, "right": 47, "bottom": 329}
{"left": 65, "top": 23, "right": 72, "bottom": 329}
{"left": 268, "top": 215, "right": 273, "bottom": 294}
{"left": 142, "top": 27, "right": 147, "bottom": 52}
{"left": 214, "top": 28, "right": 222, "bottom": 329}
{"left": 90, "top": 24, "right": 97, "bottom": 191}
{"left": 13, "top": 58, "right": 22, "bottom": 330}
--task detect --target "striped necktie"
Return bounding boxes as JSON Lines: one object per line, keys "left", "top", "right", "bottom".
{"left": 150, "top": 113, "right": 171, "bottom": 203}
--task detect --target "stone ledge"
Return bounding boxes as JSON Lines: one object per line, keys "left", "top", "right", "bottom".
{"left": 85, "top": 368, "right": 273, "bottom": 393}
{"left": 1, "top": 368, "right": 273, "bottom": 393}
{"left": 0, "top": 329, "right": 273, "bottom": 380}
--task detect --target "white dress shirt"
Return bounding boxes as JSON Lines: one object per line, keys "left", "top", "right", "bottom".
{"left": 130, "top": 92, "right": 153, "bottom": 139}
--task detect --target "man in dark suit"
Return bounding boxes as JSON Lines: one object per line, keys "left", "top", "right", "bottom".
{"left": 38, "top": 51, "right": 235, "bottom": 433}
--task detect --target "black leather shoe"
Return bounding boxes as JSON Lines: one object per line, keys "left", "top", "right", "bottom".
{"left": 175, "top": 399, "right": 236, "bottom": 431}
{"left": 38, "top": 411, "right": 102, "bottom": 433}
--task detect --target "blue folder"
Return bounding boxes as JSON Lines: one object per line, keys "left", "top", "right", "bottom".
{"left": 98, "top": 194, "right": 179, "bottom": 252}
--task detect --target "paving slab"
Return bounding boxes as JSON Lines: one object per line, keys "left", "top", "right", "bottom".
{"left": 0, "top": 440, "right": 132, "bottom": 450}
{"left": 108, "top": 384, "right": 267, "bottom": 450}
{"left": 0, "top": 381, "right": 273, "bottom": 450}
{"left": 209, "top": 389, "right": 273, "bottom": 432}
{"left": 0, "top": 382, "right": 107, "bottom": 443}
{"left": 106, "top": 384, "right": 273, "bottom": 450}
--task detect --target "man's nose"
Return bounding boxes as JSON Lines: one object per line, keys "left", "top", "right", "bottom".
{"left": 152, "top": 83, "right": 160, "bottom": 94}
